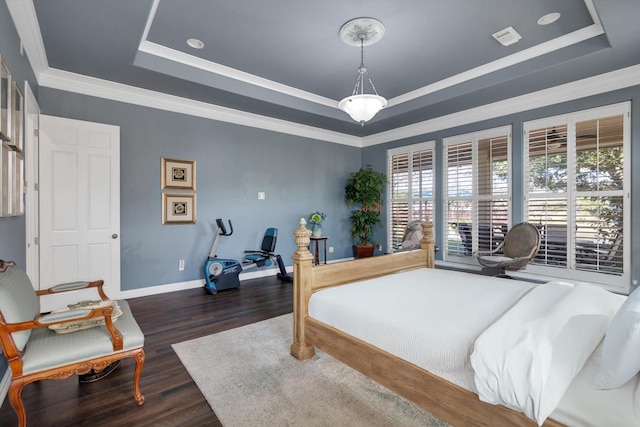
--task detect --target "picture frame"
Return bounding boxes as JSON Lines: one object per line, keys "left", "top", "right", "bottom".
{"left": 0, "top": 58, "right": 12, "bottom": 142}
{"left": 10, "top": 82, "right": 23, "bottom": 152}
{"left": 14, "top": 152, "right": 24, "bottom": 215}
{"left": 162, "top": 193, "right": 196, "bottom": 224}
{"left": 161, "top": 157, "right": 195, "bottom": 190}
{"left": 1, "top": 144, "right": 14, "bottom": 216}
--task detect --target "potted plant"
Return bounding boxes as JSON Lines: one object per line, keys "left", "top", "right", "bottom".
{"left": 308, "top": 211, "right": 327, "bottom": 237}
{"left": 345, "top": 165, "right": 387, "bottom": 258}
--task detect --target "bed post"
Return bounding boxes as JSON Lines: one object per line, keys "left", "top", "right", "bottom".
{"left": 290, "top": 218, "right": 315, "bottom": 360}
{"left": 421, "top": 219, "right": 435, "bottom": 268}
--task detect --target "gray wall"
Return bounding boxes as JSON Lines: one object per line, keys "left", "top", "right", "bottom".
{"left": 0, "top": 0, "right": 39, "bottom": 383}
{"left": 363, "top": 86, "right": 640, "bottom": 289}
{"left": 0, "top": 1, "right": 38, "bottom": 267}
{"left": 39, "top": 89, "right": 361, "bottom": 290}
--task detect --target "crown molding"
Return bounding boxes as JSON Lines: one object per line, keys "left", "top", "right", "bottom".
{"left": 38, "top": 68, "right": 362, "bottom": 147}
{"left": 5, "top": 0, "right": 49, "bottom": 78}
{"left": 362, "top": 64, "right": 640, "bottom": 147}
{"left": 139, "top": 40, "right": 338, "bottom": 109}
{"left": 38, "top": 63, "right": 640, "bottom": 151}
{"left": 387, "top": 23, "right": 604, "bottom": 107}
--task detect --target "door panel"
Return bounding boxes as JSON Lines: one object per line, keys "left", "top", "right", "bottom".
{"left": 39, "top": 115, "right": 120, "bottom": 312}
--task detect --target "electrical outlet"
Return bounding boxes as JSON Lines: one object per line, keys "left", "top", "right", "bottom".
{"left": 329, "top": 246, "right": 334, "bottom": 253}
{"left": 258, "top": 191, "right": 266, "bottom": 200}
{"left": 179, "top": 259, "right": 185, "bottom": 271}
{"left": 376, "top": 244, "right": 383, "bottom": 251}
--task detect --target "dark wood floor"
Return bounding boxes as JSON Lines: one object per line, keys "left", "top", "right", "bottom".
{"left": 0, "top": 275, "right": 293, "bottom": 427}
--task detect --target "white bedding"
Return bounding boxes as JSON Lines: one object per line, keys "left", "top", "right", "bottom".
{"left": 471, "top": 282, "right": 624, "bottom": 425}
{"left": 551, "top": 343, "right": 640, "bottom": 427}
{"left": 308, "top": 267, "right": 640, "bottom": 426}
{"left": 308, "top": 267, "right": 535, "bottom": 392}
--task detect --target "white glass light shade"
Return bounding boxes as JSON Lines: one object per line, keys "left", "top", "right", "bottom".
{"left": 338, "top": 94, "right": 387, "bottom": 123}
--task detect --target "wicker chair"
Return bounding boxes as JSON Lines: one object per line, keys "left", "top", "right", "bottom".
{"left": 474, "top": 222, "right": 541, "bottom": 272}
{"left": 0, "top": 260, "right": 145, "bottom": 427}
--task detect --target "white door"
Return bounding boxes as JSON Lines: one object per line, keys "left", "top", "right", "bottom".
{"left": 39, "top": 115, "right": 120, "bottom": 312}
{"left": 24, "top": 83, "right": 39, "bottom": 288}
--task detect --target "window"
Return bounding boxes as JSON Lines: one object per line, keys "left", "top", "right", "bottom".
{"left": 444, "top": 127, "right": 511, "bottom": 263}
{"left": 524, "top": 103, "right": 630, "bottom": 290}
{"left": 387, "top": 141, "right": 435, "bottom": 251}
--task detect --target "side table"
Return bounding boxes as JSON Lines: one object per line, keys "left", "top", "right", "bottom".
{"left": 309, "top": 236, "right": 328, "bottom": 265}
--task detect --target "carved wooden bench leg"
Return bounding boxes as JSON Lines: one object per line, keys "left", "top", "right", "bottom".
{"left": 8, "top": 379, "right": 27, "bottom": 427}
{"left": 133, "top": 349, "right": 145, "bottom": 406}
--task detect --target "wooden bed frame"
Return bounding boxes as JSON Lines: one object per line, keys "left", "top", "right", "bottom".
{"left": 289, "top": 218, "right": 564, "bottom": 427}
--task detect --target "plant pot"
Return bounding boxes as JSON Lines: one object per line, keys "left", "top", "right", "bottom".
{"left": 353, "top": 244, "right": 375, "bottom": 259}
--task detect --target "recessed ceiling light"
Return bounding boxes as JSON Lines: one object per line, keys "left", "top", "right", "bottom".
{"left": 538, "top": 12, "right": 561, "bottom": 26}
{"left": 186, "top": 38, "right": 204, "bottom": 49}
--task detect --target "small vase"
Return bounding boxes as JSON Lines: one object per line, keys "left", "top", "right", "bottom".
{"left": 311, "top": 225, "right": 322, "bottom": 237}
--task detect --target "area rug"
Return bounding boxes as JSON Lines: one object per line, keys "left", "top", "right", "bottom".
{"left": 172, "top": 314, "right": 449, "bottom": 427}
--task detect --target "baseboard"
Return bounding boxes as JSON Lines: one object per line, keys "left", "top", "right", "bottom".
{"left": 119, "top": 255, "right": 360, "bottom": 301}
{"left": 118, "top": 258, "right": 355, "bottom": 300}
{"left": 119, "top": 278, "right": 206, "bottom": 299}
{"left": 119, "top": 265, "right": 293, "bottom": 300}
{"left": 0, "top": 369, "right": 10, "bottom": 407}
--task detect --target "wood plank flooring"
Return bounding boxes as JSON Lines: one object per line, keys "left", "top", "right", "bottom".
{"left": 0, "top": 275, "right": 293, "bottom": 427}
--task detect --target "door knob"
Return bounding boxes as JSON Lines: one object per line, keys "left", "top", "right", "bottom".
{"left": 112, "top": 234, "right": 118, "bottom": 239}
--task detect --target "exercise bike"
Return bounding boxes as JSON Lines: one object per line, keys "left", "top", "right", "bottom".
{"left": 242, "top": 227, "right": 293, "bottom": 284}
{"left": 203, "top": 219, "right": 243, "bottom": 294}
{"left": 203, "top": 219, "right": 292, "bottom": 294}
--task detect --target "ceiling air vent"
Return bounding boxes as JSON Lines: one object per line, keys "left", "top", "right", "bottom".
{"left": 491, "top": 26, "right": 522, "bottom": 46}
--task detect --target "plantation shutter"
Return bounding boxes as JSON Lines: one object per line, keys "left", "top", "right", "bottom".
{"left": 477, "top": 135, "right": 509, "bottom": 252}
{"left": 445, "top": 141, "right": 473, "bottom": 256}
{"left": 388, "top": 142, "right": 434, "bottom": 250}
{"left": 527, "top": 125, "right": 569, "bottom": 267}
{"left": 526, "top": 110, "right": 626, "bottom": 282}
{"left": 574, "top": 115, "right": 624, "bottom": 275}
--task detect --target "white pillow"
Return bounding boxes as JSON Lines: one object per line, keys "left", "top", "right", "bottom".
{"left": 471, "top": 282, "right": 623, "bottom": 426}
{"left": 593, "top": 288, "right": 640, "bottom": 389}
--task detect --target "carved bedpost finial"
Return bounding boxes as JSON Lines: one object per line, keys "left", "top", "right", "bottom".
{"left": 420, "top": 218, "right": 435, "bottom": 268}
{"left": 421, "top": 219, "right": 434, "bottom": 244}
{"left": 294, "top": 218, "right": 312, "bottom": 255}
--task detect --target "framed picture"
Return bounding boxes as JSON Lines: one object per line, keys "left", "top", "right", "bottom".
{"left": 161, "top": 157, "right": 195, "bottom": 190}
{"left": 1, "top": 144, "right": 14, "bottom": 216}
{"left": 14, "top": 152, "right": 24, "bottom": 215}
{"left": 162, "top": 193, "right": 196, "bottom": 224}
{"left": 0, "top": 58, "right": 12, "bottom": 142}
{"left": 10, "top": 82, "right": 23, "bottom": 151}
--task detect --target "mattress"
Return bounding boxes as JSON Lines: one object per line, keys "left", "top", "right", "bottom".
{"left": 308, "top": 267, "right": 535, "bottom": 392}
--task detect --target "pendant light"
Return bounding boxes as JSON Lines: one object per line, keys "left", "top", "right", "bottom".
{"left": 338, "top": 18, "right": 387, "bottom": 125}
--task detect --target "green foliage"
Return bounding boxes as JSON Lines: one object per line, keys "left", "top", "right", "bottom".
{"left": 345, "top": 166, "right": 387, "bottom": 245}
{"left": 349, "top": 210, "right": 381, "bottom": 246}
{"left": 576, "top": 147, "right": 624, "bottom": 240}
{"left": 529, "top": 146, "right": 624, "bottom": 241}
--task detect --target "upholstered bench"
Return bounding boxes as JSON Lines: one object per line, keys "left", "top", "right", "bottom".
{"left": 0, "top": 260, "right": 145, "bottom": 427}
